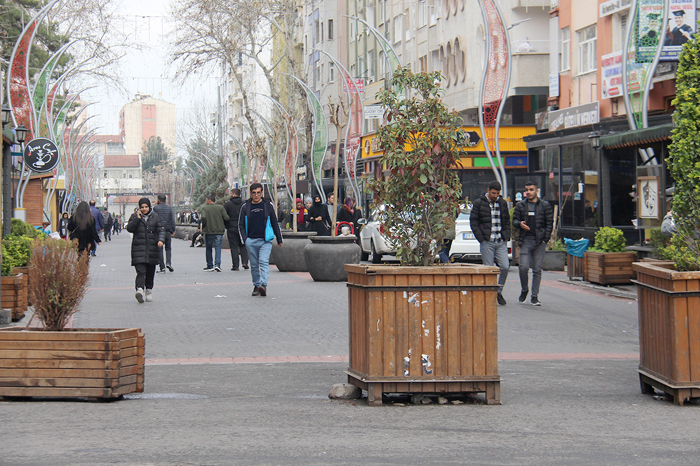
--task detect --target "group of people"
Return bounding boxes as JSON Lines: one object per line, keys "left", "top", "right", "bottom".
{"left": 285, "top": 193, "right": 362, "bottom": 237}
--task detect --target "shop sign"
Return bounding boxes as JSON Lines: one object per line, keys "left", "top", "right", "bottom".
{"left": 548, "top": 102, "right": 599, "bottom": 132}
{"left": 23, "top": 138, "right": 59, "bottom": 173}
{"left": 600, "top": 0, "right": 632, "bottom": 17}
{"left": 363, "top": 105, "right": 384, "bottom": 120}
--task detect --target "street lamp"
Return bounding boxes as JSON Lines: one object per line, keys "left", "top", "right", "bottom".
{"left": 15, "top": 125, "right": 27, "bottom": 144}
{"left": 1, "top": 104, "right": 10, "bottom": 127}
{"left": 588, "top": 132, "right": 600, "bottom": 150}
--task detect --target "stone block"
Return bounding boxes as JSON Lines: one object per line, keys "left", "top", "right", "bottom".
{"left": 0, "top": 309, "right": 13, "bottom": 325}
{"left": 328, "top": 383, "right": 362, "bottom": 399}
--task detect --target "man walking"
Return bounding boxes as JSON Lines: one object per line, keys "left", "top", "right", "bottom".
{"left": 89, "top": 200, "right": 104, "bottom": 256}
{"left": 224, "top": 188, "right": 249, "bottom": 271}
{"left": 153, "top": 194, "right": 176, "bottom": 273}
{"left": 470, "top": 180, "right": 511, "bottom": 305}
{"left": 512, "top": 180, "right": 554, "bottom": 306}
{"left": 238, "top": 183, "right": 283, "bottom": 297}
{"left": 201, "top": 194, "right": 229, "bottom": 272}
{"left": 102, "top": 210, "right": 113, "bottom": 241}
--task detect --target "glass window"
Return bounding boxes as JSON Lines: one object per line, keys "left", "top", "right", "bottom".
{"left": 561, "top": 144, "right": 585, "bottom": 227}
{"left": 394, "top": 16, "right": 402, "bottom": 44}
{"left": 328, "top": 19, "right": 333, "bottom": 40}
{"left": 329, "top": 62, "right": 335, "bottom": 83}
{"left": 560, "top": 27, "right": 570, "bottom": 72}
{"left": 577, "top": 25, "right": 597, "bottom": 74}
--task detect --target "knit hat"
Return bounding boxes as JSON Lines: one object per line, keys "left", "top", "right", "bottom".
{"left": 138, "top": 197, "right": 151, "bottom": 209}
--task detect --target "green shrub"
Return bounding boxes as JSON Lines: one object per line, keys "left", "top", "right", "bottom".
{"left": 591, "top": 227, "right": 626, "bottom": 253}
{"left": 649, "top": 229, "right": 670, "bottom": 258}
{"left": 1, "top": 235, "right": 35, "bottom": 276}
{"left": 10, "top": 218, "right": 37, "bottom": 238}
{"left": 547, "top": 238, "right": 566, "bottom": 251}
{"left": 659, "top": 233, "right": 700, "bottom": 271}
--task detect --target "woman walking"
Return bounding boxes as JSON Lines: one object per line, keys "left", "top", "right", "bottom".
{"left": 307, "top": 195, "right": 331, "bottom": 236}
{"left": 67, "top": 202, "right": 101, "bottom": 255}
{"left": 127, "top": 197, "right": 165, "bottom": 303}
{"left": 337, "top": 197, "right": 362, "bottom": 236}
{"left": 59, "top": 212, "right": 70, "bottom": 239}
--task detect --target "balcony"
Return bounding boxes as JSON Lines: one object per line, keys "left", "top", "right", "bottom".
{"left": 510, "top": 53, "right": 550, "bottom": 90}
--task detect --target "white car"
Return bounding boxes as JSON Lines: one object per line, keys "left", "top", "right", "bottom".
{"left": 358, "top": 206, "right": 396, "bottom": 263}
{"left": 449, "top": 205, "right": 513, "bottom": 262}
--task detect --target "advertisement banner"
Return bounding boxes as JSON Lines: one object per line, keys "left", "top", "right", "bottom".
{"left": 637, "top": 0, "right": 697, "bottom": 62}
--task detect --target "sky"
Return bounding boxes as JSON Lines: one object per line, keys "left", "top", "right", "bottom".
{"left": 81, "top": 0, "right": 220, "bottom": 152}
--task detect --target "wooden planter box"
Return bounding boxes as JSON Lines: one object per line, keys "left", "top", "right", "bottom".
{"left": 1, "top": 273, "right": 27, "bottom": 321}
{"left": 0, "top": 328, "right": 145, "bottom": 399}
{"left": 633, "top": 261, "right": 700, "bottom": 405}
{"left": 345, "top": 263, "right": 501, "bottom": 406}
{"left": 11, "top": 266, "right": 30, "bottom": 307}
{"left": 584, "top": 251, "right": 637, "bottom": 285}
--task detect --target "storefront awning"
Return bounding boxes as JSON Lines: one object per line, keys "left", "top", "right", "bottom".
{"left": 599, "top": 123, "right": 673, "bottom": 149}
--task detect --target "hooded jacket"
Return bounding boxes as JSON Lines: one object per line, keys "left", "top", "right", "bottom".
{"left": 127, "top": 210, "right": 166, "bottom": 266}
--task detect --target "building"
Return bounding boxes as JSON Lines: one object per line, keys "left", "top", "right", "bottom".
{"left": 119, "top": 94, "right": 176, "bottom": 161}
{"left": 100, "top": 154, "right": 143, "bottom": 215}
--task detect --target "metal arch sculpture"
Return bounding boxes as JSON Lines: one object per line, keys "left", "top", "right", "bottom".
{"left": 477, "top": 0, "right": 510, "bottom": 197}
{"left": 622, "top": 0, "right": 669, "bottom": 130}
{"left": 313, "top": 49, "right": 363, "bottom": 204}
{"left": 246, "top": 109, "right": 274, "bottom": 185}
{"left": 349, "top": 17, "right": 403, "bottom": 76}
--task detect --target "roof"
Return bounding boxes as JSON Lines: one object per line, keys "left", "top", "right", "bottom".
{"left": 92, "top": 135, "right": 123, "bottom": 144}
{"left": 104, "top": 155, "right": 140, "bottom": 168}
{"left": 599, "top": 124, "right": 673, "bottom": 149}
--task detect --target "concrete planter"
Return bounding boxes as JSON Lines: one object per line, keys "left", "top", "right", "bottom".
{"left": 271, "top": 231, "right": 316, "bottom": 272}
{"left": 304, "top": 236, "right": 361, "bottom": 282}
{"left": 543, "top": 250, "right": 566, "bottom": 271}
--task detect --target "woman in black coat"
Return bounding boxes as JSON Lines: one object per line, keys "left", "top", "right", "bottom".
{"left": 307, "top": 195, "right": 331, "bottom": 236}
{"left": 127, "top": 197, "right": 165, "bottom": 303}
{"left": 68, "top": 201, "right": 101, "bottom": 255}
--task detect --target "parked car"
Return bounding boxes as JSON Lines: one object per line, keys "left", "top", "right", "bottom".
{"left": 358, "top": 205, "right": 396, "bottom": 263}
{"left": 449, "top": 205, "right": 512, "bottom": 262}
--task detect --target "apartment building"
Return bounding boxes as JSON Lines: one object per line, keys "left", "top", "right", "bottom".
{"left": 119, "top": 94, "right": 176, "bottom": 162}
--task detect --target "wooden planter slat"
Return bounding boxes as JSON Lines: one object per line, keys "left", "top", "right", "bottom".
{"left": 346, "top": 264, "right": 501, "bottom": 406}
{"left": 584, "top": 251, "right": 636, "bottom": 285}
{"left": 1, "top": 274, "right": 26, "bottom": 321}
{"left": 633, "top": 262, "right": 700, "bottom": 405}
{"left": 0, "top": 328, "right": 145, "bottom": 400}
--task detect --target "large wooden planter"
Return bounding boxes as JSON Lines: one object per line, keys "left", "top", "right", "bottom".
{"left": 1, "top": 273, "right": 27, "bottom": 321}
{"left": 345, "top": 263, "right": 501, "bottom": 406}
{"left": 584, "top": 251, "right": 637, "bottom": 285}
{"left": 12, "top": 266, "right": 30, "bottom": 307}
{"left": 0, "top": 328, "right": 145, "bottom": 399}
{"left": 633, "top": 261, "right": 700, "bottom": 405}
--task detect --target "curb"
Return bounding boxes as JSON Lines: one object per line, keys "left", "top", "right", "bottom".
{"left": 557, "top": 278, "right": 638, "bottom": 300}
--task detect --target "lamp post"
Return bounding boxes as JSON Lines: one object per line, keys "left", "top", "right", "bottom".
{"left": 2, "top": 104, "right": 12, "bottom": 236}
{"left": 13, "top": 125, "right": 27, "bottom": 221}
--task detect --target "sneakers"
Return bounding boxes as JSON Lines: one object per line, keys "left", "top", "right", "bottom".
{"left": 214, "top": 266, "right": 222, "bottom": 272}
{"left": 203, "top": 267, "right": 215, "bottom": 272}
{"left": 497, "top": 293, "right": 507, "bottom": 305}
{"left": 166, "top": 265, "right": 174, "bottom": 272}
{"left": 252, "top": 286, "right": 260, "bottom": 296}
{"left": 258, "top": 285, "right": 267, "bottom": 297}
{"left": 158, "top": 268, "right": 166, "bottom": 273}
{"left": 242, "top": 264, "right": 250, "bottom": 270}
{"left": 531, "top": 297, "right": 542, "bottom": 306}
{"left": 135, "top": 288, "right": 144, "bottom": 303}
{"left": 231, "top": 267, "right": 239, "bottom": 271}
{"left": 518, "top": 289, "right": 528, "bottom": 303}
{"left": 145, "top": 290, "right": 153, "bottom": 302}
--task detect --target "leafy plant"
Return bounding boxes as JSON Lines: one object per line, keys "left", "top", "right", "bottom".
{"left": 591, "top": 227, "right": 626, "bottom": 253}
{"left": 366, "top": 68, "right": 463, "bottom": 266}
{"left": 28, "top": 238, "right": 91, "bottom": 331}
{"left": 547, "top": 239, "right": 566, "bottom": 251}
{"left": 666, "top": 32, "right": 700, "bottom": 271}
{"left": 10, "top": 218, "right": 37, "bottom": 238}
{"left": 649, "top": 228, "right": 670, "bottom": 258}
{"left": 1, "top": 236, "right": 35, "bottom": 276}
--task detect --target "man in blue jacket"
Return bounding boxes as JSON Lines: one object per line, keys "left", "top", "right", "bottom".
{"left": 89, "top": 200, "right": 104, "bottom": 257}
{"left": 238, "top": 183, "right": 283, "bottom": 297}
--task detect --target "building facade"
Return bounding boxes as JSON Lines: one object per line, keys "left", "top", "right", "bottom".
{"left": 119, "top": 94, "right": 176, "bottom": 161}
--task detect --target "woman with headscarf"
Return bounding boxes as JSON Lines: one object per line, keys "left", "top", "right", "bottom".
{"left": 337, "top": 197, "right": 362, "bottom": 236}
{"left": 68, "top": 201, "right": 101, "bottom": 255}
{"left": 287, "top": 198, "right": 308, "bottom": 231}
{"left": 127, "top": 197, "right": 165, "bottom": 303}
{"left": 307, "top": 195, "right": 331, "bottom": 236}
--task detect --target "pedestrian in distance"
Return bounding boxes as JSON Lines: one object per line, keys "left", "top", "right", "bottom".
{"left": 224, "top": 188, "right": 249, "bottom": 271}
{"left": 470, "top": 180, "right": 511, "bottom": 305}
{"left": 326, "top": 193, "right": 338, "bottom": 220}
{"left": 102, "top": 209, "right": 113, "bottom": 241}
{"left": 238, "top": 182, "right": 283, "bottom": 297}
{"left": 307, "top": 195, "right": 331, "bottom": 236}
{"left": 337, "top": 197, "right": 362, "bottom": 236}
{"left": 127, "top": 197, "right": 165, "bottom": 303}
{"left": 59, "top": 212, "right": 70, "bottom": 239}
{"left": 200, "top": 194, "right": 229, "bottom": 272}
{"left": 67, "top": 201, "right": 101, "bottom": 256}
{"left": 512, "top": 180, "right": 554, "bottom": 306}
{"left": 88, "top": 200, "right": 104, "bottom": 256}
{"left": 287, "top": 198, "right": 308, "bottom": 231}
{"left": 153, "top": 194, "right": 177, "bottom": 273}
{"left": 191, "top": 210, "right": 200, "bottom": 224}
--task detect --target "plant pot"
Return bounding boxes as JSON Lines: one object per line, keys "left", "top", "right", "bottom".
{"left": 584, "top": 251, "right": 637, "bottom": 285}
{"left": 0, "top": 328, "right": 145, "bottom": 399}
{"left": 633, "top": 261, "right": 700, "bottom": 405}
{"left": 1, "top": 273, "right": 26, "bottom": 321}
{"left": 304, "top": 236, "right": 362, "bottom": 282}
{"left": 271, "top": 231, "right": 317, "bottom": 272}
{"left": 543, "top": 250, "right": 566, "bottom": 271}
{"left": 345, "top": 263, "right": 501, "bottom": 406}
{"left": 11, "top": 266, "right": 30, "bottom": 306}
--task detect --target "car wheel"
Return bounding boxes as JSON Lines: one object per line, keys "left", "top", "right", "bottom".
{"left": 360, "top": 250, "right": 369, "bottom": 261}
{"left": 370, "top": 240, "right": 382, "bottom": 264}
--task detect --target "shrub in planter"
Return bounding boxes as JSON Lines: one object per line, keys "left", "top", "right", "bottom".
{"left": 590, "top": 227, "right": 626, "bottom": 253}
{"left": 10, "top": 218, "right": 38, "bottom": 238}
{"left": 1, "top": 235, "right": 34, "bottom": 276}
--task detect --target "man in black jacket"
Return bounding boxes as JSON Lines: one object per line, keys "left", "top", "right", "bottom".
{"left": 470, "top": 180, "right": 511, "bottom": 305}
{"left": 512, "top": 180, "right": 554, "bottom": 306}
{"left": 153, "top": 194, "right": 176, "bottom": 272}
{"left": 224, "top": 188, "right": 249, "bottom": 271}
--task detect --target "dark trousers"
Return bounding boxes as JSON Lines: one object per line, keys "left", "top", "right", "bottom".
{"left": 518, "top": 238, "right": 546, "bottom": 298}
{"left": 104, "top": 226, "right": 111, "bottom": 241}
{"left": 159, "top": 234, "right": 172, "bottom": 269}
{"left": 135, "top": 263, "right": 156, "bottom": 290}
{"left": 227, "top": 228, "right": 249, "bottom": 269}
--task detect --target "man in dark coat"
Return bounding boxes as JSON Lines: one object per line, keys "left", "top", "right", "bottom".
{"left": 224, "top": 188, "right": 249, "bottom": 271}
{"left": 153, "top": 194, "right": 176, "bottom": 273}
{"left": 512, "top": 180, "right": 554, "bottom": 306}
{"left": 470, "top": 180, "right": 511, "bottom": 305}
{"left": 89, "top": 200, "right": 104, "bottom": 256}
{"left": 127, "top": 197, "right": 165, "bottom": 303}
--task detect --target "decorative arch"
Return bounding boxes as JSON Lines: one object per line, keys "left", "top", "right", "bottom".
{"left": 455, "top": 36, "right": 466, "bottom": 82}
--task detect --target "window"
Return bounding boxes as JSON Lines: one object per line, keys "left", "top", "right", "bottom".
{"left": 560, "top": 27, "right": 570, "bottom": 71}
{"left": 329, "top": 62, "right": 335, "bottom": 83}
{"left": 379, "top": 0, "right": 385, "bottom": 24}
{"left": 378, "top": 51, "right": 385, "bottom": 77}
{"left": 577, "top": 25, "right": 597, "bottom": 74}
{"left": 315, "top": 19, "right": 320, "bottom": 44}
{"left": 419, "top": 55, "right": 428, "bottom": 72}
{"left": 368, "top": 50, "right": 375, "bottom": 81}
{"left": 417, "top": 1, "right": 427, "bottom": 28}
{"left": 393, "top": 16, "right": 402, "bottom": 44}
{"left": 620, "top": 14, "right": 628, "bottom": 47}
{"left": 328, "top": 19, "right": 333, "bottom": 40}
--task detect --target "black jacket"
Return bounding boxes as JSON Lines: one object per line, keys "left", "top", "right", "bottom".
{"left": 307, "top": 201, "right": 331, "bottom": 236}
{"left": 469, "top": 195, "right": 511, "bottom": 243}
{"left": 127, "top": 211, "right": 166, "bottom": 266}
{"left": 512, "top": 198, "right": 554, "bottom": 245}
{"left": 224, "top": 196, "right": 244, "bottom": 231}
{"left": 153, "top": 203, "right": 176, "bottom": 233}
{"left": 68, "top": 218, "right": 101, "bottom": 253}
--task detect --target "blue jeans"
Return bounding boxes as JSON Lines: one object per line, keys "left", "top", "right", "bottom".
{"left": 205, "top": 234, "right": 223, "bottom": 268}
{"left": 480, "top": 240, "right": 510, "bottom": 293}
{"left": 245, "top": 237, "right": 272, "bottom": 287}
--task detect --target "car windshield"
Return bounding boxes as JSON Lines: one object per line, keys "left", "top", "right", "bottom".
{"left": 457, "top": 206, "right": 471, "bottom": 221}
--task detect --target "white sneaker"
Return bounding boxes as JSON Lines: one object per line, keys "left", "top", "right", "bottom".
{"left": 135, "top": 288, "right": 144, "bottom": 303}
{"left": 145, "top": 289, "right": 153, "bottom": 302}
